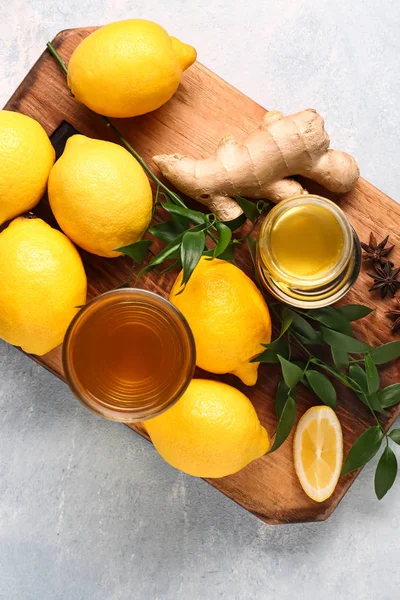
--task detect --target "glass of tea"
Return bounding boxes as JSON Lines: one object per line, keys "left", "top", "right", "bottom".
{"left": 63, "top": 289, "right": 196, "bottom": 422}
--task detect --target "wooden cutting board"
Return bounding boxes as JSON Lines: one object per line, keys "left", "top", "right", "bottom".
{"left": 5, "top": 27, "right": 400, "bottom": 524}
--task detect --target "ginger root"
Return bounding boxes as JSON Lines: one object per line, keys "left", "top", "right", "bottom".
{"left": 153, "top": 109, "right": 360, "bottom": 221}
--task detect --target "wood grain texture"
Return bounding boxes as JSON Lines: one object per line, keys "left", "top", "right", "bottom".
{"left": 4, "top": 27, "right": 400, "bottom": 524}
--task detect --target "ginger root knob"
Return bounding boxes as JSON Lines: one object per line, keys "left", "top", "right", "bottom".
{"left": 153, "top": 109, "right": 359, "bottom": 221}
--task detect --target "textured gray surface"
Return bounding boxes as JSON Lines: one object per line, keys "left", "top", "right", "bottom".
{"left": 1, "top": 1, "right": 400, "bottom": 599}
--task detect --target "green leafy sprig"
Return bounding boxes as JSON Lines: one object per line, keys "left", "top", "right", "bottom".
{"left": 253, "top": 301, "right": 400, "bottom": 500}
{"left": 46, "top": 42, "right": 271, "bottom": 290}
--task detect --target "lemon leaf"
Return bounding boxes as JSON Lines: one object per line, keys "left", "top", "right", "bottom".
{"left": 341, "top": 426, "right": 383, "bottom": 475}
{"left": 365, "top": 354, "right": 380, "bottom": 394}
{"left": 268, "top": 394, "right": 296, "bottom": 454}
{"left": 234, "top": 195, "right": 259, "bottom": 222}
{"left": 280, "top": 307, "right": 293, "bottom": 337}
{"left": 375, "top": 446, "right": 398, "bottom": 500}
{"left": 275, "top": 379, "right": 296, "bottom": 419}
{"left": 149, "top": 220, "right": 189, "bottom": 244}
{"left": 253, "top": 339, "right": 289, "bottom": 363}
{"left": 180, "top": 230, "right": 206, "bottom": 287}
{"left": 369, "top": 341, "right": 400, "bottom": 365}
{"left": 311, "top": 307, "right": 353, "bottom": 335}
{"left": 388, "top": 428, "right": 400, "bottom": 445}
{"left": 213, "top": 221, "right": 232, "bottom": 258}
{"left": 161, "top": 203, "right": 206, "bottom": 225}
{"left": 277, "top": 356, "right": 303, "bottom": 389}
{"left": 115, "top": 239, "right": 152, "bottom": 263}
{"left": 378, "top": 384, "right": 400, "bottom": 408}
{"left": 224, "top": 213, "right": 247, "bottom": 231}
{"left": 287, "top": 310, "right": 320, "bottom": 343}
{"left": 337, "top": 304, "right": 374, "bottom": 321}
{"left": 321, "top": 327, "right": 371, "bottom": 353}
{"left": 305, "top": 370, "right": 337, "bottom": 409}
{"left": 331, "top": 347, "right": 349, "bottom": 370}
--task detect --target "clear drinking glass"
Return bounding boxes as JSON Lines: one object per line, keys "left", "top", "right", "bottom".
{"left": 63, "top": 289, "right": 196, "bottom": 422}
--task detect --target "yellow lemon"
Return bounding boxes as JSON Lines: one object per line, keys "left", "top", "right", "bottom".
{"left": 67, "top": 19, "right": 197, "bottom": 118}
{"left": 294, "top": 406, "right": 343, "bottom": 503}
{"left": 48, "top": 135, "right": 153, "bottom": 257}
{"left": 170, "top": 257, "right": 271, "bottom": 386}
{"left": 146, "top": 379, "right": 269, "bottom": 477}
{"left": 0, "top": 110, "right": 55, "bottom": 225}
{"left": 0, "top": 217, "right": 87, "bottom": 355}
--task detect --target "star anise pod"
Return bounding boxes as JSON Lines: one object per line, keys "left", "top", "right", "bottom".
{"left": 367, "top": 262, "right": 400, "bottom": 299}
{"left": 361, "top": 232, "right": 394, "bottom": 266}
{"left": 386, "top": 297, "right": 400, "bottom": 332}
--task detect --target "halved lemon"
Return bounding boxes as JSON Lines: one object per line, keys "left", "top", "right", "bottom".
{"left": 294, "top": 406, "right": 343, "bottom": 503}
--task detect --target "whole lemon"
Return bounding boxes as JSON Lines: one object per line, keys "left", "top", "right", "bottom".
{"left": 0, "top": 217, "right": 87, "bottom": 355}
{"left": 0, "top": 110, "right": 55, "bottom": 225}
{"left": 48, "top": 135, "right": 153, "bottom": 257}
{"left": 67, "top": 19, "right": 197, "bottom": 118}
{"left": 170, "top": 257, "right": 271, "bottom": 386}
{"left": 146, "top": 379, "right": 269, "bottom": 478}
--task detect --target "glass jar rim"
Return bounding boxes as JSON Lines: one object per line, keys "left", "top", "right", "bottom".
{"left": 258, "top": 195, "right": 353, "bottom": 288}
{"left": 62, "top": 288, "right": 196, "bottom": 422}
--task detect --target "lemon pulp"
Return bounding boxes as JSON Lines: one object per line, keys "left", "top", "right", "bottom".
{"left": 294, "top": 406, "right": 343, "bottom": 502}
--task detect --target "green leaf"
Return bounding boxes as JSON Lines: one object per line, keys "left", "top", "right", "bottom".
{"left": 224, "top": 213, "right": 247, "bottom": 231}
{"left": 234, "top": 195, "right": 259, "bottom": 222}
{"left": 204, "top": 243, "right": 237, "bottom": 261}
{"left": 180, "top": 230, "right": 206, "bottom": 287}
{"left": 143, "top": 222, "right": 208, "bottom": 276}
{"left": 375, "top": 446, "right": 398, "bottom": 500}
{"left": 149, "top": 220, "right": 189, "bottom": 244}
{"left": 348, "top": 364, "right": 385, "bottom": 414}
{"left": 278, "top": 356, "right": 304, "bottom": 389}
{"left": 305, "top": 370, "right": 337, "bottom": 409}
{"left": 213, "top": 221, "right": 232, "bottom": 257}
{"left": 280, "top": 307, "right": 293, "bottom": 337}
{"left": 253, "top": 339, "right": 289, "bottom": 363}
{"left": 365, "top": 354, "right": 380, "bottom": 394}
{"left": 389, "top": 428, "right": 400, "bottom": 444}
{"left": 341, "top": 426, "right": 383, "bottom": 475}
{"left": 369, "top": 341, "right": 400, "bottom": 365}
{"left": 349, "top": 363, "right": 368, "bottom": 392}
{"left": 217, "top": 242, "right": 236, "bottom": 261}
{"left": 321, "top": 327, "right": 371, "bottom": 354}
{"left": 115, "top": 239, "right": 152, "bottom": 263}
{"left": 378, "top": 384, "right": 400, "bottom": 408}
{"left": 338, "top": 304, "right": 374, "bottom": 321}
{"left": 311, "top": 307, "right": 353, "bottom": 335}
{"left": 268, "top": 394, "right": 296, "bottom": 454}
{"left": 331, "top": 347, "right": 349, "bottom": 370}
{"left": 367, "top": 392, "right": 386, "bottom": 415}
{"left": 142, "top": 241, "right": 181, "bottom": 272}
{"left": 275, "top": 379, "right": 291, "bottom": 419}
{"left": 160, "top": 258, "right": 182, "bottom": 274}
{"left": 161, "top": 203, "right": 206, "bottom": 225}
{"left": 287, "top": 310, "right": 320, "bottom": 343}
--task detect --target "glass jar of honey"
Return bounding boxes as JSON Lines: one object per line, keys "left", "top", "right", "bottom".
{"left": 257, "top": 195, "right": 361, "bottom": 308}
{"left": 63, "top": 289, "right": 196, "bottom": 422}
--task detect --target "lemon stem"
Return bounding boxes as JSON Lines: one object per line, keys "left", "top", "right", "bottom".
{"left": 46, "top": 42, "right": 68, "bottom": 75}
{"left": 102, "top": 119, "right": 187, "bottom": 208}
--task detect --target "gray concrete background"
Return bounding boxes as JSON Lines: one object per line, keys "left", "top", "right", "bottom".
{"left": 1, "top": 1, "right": 400, "bottom": 599}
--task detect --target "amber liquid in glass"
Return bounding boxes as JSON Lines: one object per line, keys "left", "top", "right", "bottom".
{"left": 63, "top": 290, "right": 195, "bottom": 422}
